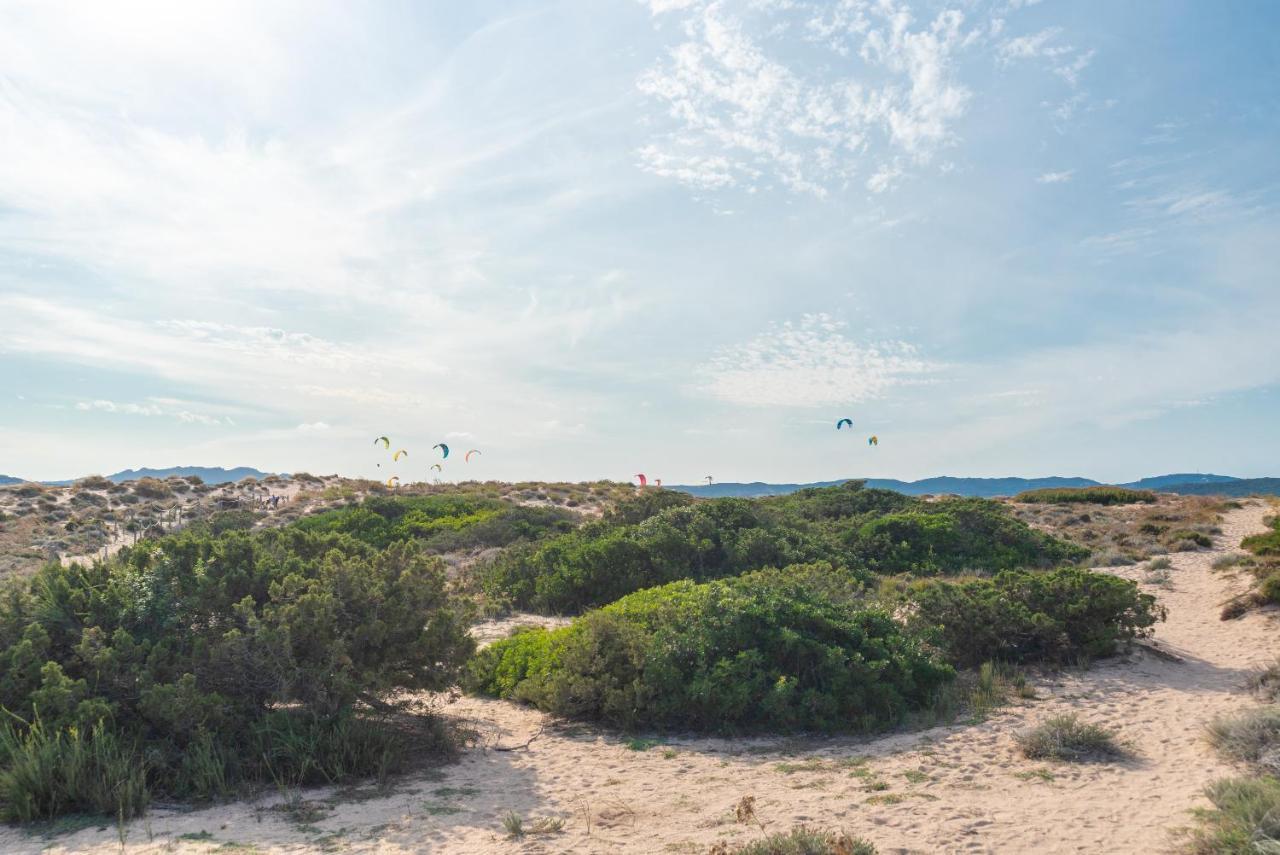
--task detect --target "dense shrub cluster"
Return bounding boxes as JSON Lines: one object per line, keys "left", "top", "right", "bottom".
{"left": 1232, "top": 514, "right": 1280, "bottom": 613}
{"left": 292, "top": 494, "right": 577, "bottom": 553}
{"left": 0, "top": 526, "right": 474, "bottom": 821}
{"left": 1014, "top": 486, "right": 1157, "bottom": 505}
{"left": 465, "top": 565, "right": 953, "bottom": 732}
{"left": 905, "top": 567, "right": 1164, "bottom": 667}
{"left": 483, "top": 483, "right": 1084, "bottom": 614}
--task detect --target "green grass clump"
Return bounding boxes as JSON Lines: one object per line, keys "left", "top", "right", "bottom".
{"left": 1179, "top": 776, "right": 1280, "bottom": 854}
{"left": 0, "top": 719, "right": 147, "bottom": 823}
{"left": 464, "top": 565, "right": 953, "bottom": 733}
{"left": 1015, "top": 486, "right": 1157, "bottom": 505}
{"left": 1016, "top": 715, "right": 1126, "bottom": 762}
{"left": 710, "top": 826, "right": 877, "bottom": 855}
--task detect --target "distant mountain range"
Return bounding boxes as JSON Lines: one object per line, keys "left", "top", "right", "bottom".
{"left": 0, "top": 466, "right": 274, "bottom": 487}
{"left": 671, "top": 473, "right": 1273, "bottom": 499}
{"left": 0, "top": 468, "right": 1275, "bottom": 497}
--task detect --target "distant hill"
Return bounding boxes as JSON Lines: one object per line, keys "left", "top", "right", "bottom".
{"left": 0, "top": 475, "right": 23, "bottom": 486}
{"left": 37, "top": 466, "right": 275, "bottom": 486}
{"left": 673, "top": 476, "right": 1100, "bottom": 499}
{"left": 1154, "top": 478, "right": 1280, "bottom": 497}
{"left": 1118, "top": 473, "right": 1240, "bottom": 490}
{"left": 672, "top": 473, "right": 1278, "bottom": 499}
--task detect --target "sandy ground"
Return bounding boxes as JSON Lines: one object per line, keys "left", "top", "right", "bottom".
{"left": 5, "top": 503, "right": 1276, "bottom": 854}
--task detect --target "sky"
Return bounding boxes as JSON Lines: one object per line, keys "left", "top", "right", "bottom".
{"left": 1, "top": 0, "right": 1279, "bottom": 485}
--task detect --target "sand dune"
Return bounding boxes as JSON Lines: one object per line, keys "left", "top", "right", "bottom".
{"left": 5, "top": 502, "right": 1274, "bottom": 854}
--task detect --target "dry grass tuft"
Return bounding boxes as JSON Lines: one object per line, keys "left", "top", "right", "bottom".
{"left": 1016, "top": 715, "right": 1127, "bottom": 762}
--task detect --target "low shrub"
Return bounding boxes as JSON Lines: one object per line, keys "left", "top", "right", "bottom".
{"left": 465, "top": 565, "right": 953, "bottom": 732}
{"left": 1207, "top": 707, "right": 1280, "bottom": 775}
{"left": 1015, "top": 487, "right": 1157, "bottom": 505}
{"left": 131, "top": 478, "right": 173, "bottom": 500}
{"left": 293, "top": 494, "right": 576, "bottom": 553}
{"left": 906, "top": 567, "right": 1164, "bottom": 668}
{"left": 483, "top": 483, "right": 1083, "bottom": 614}
{"left": 1243, "top": 519, "right": 1280, "bottom": 557}
{"left": 206, "top": 509, "right": 260, "bottom": 534}
{"left": 710, "top": 826, "right": 878, "bottom": 855}
{"left": 1252, "top": 662, "right": 1280, "bottom": 703}
{"left": 72, "top": 476, "right": 113, "bottom": 491}
{"left": 1016, "top": 715, "right": 1125, "bottom": 762}
{"left": 850, "top": 499, "right": 1088, "bottom": 574}
{"left": 1180, "top": 776, "right": 1280, "bottom": 854}
{"left": 0, "top": 526, "right": 474, "bottom": 820}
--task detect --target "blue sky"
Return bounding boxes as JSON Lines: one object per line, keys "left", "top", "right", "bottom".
{"left": 2, "top": 0, "right": 1278, "bottom": 484}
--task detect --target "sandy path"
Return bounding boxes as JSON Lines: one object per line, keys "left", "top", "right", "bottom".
{"left": 6, "top": 503, "right": 1275, "bottom": 854}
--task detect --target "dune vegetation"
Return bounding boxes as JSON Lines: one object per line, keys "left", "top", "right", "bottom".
{"left": 0, "top": 475, "right": 1212, "bottom": 831}
{"left": 1014, "top": 486, "right": 1158, "bottom": 505}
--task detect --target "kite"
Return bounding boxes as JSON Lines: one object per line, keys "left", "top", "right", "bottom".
{"left": 654, "top": 479, "right": 662, "bottom": 488}
{"left": 386, "top": 476, "right": 400, "bottom": 488}
{"left": 705, "top": 476, "right": 714, "bottom": 485}
{"left": 430, "top": 463, "right": 443, "bottom": 472}
{"left": 433, "top": 443, "right": 450, "bottom": 459}
{"left": 465, "top": 449, "right": 481, "bottom": 462}
{"left": 635, "top": 473, "right": 647, "bottom": 487}
{"left": 374, "top": 436, "right": 390, "bottom": 449}
{"left": 393, "top": 449, "right": 408, "bottom": 461}
{"left": 868, "top": 436, "right": 879, "bottom": 446}
{"left": 836, "top": 419, "right": 853, "bottom": 430}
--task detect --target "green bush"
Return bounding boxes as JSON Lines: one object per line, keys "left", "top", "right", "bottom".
{"left": 483, "top": 483, "right": 1082, "bottom": 614}
{"left": 0, "top": 526, "right": 474, "bottom": 820}
{"left": 465, "top": 566, "right": 953, "bottom": 732}
{"left": 907, "top": 567, "right": 1164, "bottom": 667}
{"left": 207, "top": 509, "right": 260, "bottom": 534}
{"left": 1243, "top": 517, "right": 1280, "bottom": 557}
{"left": 849, "top": 498, "right": 1087, "bottom": 574}
{"left": 1015, "top": 487, "right": 1157, "bottom": 505}
{"left": 293, "top": 494, "right": 576, "bottom": 552}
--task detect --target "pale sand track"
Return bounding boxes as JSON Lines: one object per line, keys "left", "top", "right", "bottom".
{"left": 5, "top": 503, "right": 1275, "bottom": 854}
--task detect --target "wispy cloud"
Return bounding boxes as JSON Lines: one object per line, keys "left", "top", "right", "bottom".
{"left": 637, "top": 1, "right": 978, "bottom": 196}
{"left": 75, "top": 398, "right": 232, "bottom": 426}
{"left": 695, "top": 314, "right": 936, "bottom": 407}
{"left": 1036, "top": 170, "right": 1074, "bottom": 184}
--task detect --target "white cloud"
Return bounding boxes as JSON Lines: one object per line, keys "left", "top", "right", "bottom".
{"left": 695, "top": 314, "right": 935, "bottom": 407}
{"left": 1036, "top": 170, "right": 1074, "bottom": 184}
{"left": 637, "top": 1, "right": 977, "bottom": 196}
{"left": 867, "top": 161, "right": 904, "bottom": 193}
{"left": 75, "top": 398, "right": 231, "bottom": 426}
{"left": 296, "top": 422, "right": 331, "bottom": 432}
{"left": 997, "top": 27, "right": 1071, "bottom": 62}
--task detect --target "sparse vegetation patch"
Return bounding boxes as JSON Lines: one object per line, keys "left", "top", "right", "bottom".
{"left": 1016, "top": 715, "right": 1126, "bottom": 762}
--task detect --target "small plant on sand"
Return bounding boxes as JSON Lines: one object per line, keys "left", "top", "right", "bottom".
{"left": 1249, "top": 661, "right": 1280, "bottom": 702}
{"left": 500, "top": 812, "right": 561, "bottom": 838}
{"left": 1207, "top": 707, "right": 1280, "bottom": 775}
{"left": 709, "top": 826, "right": 878, "bottom": 855}
{"left": 501, "top": 811, "right": 523, "bottom": 838}
{"left": 1016, "top": 715, "right": 1126, "bottom": 762}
